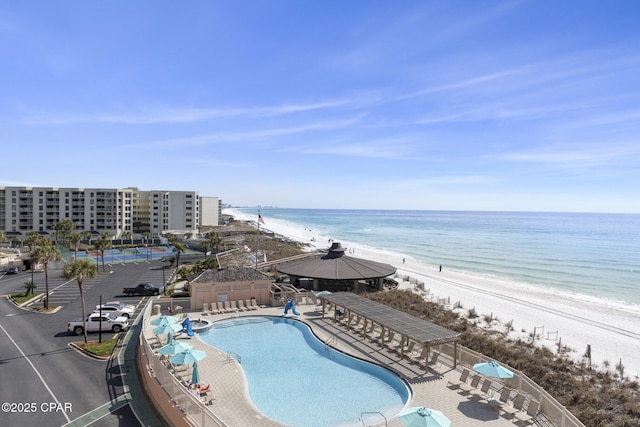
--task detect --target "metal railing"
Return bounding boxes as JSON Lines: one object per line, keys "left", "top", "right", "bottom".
{"left": 139, "top": 300, "right": 228, "bottom": 427}
{"left": 436, "top": 343, "right": 585, "bottom": 427}
{"left": 226, "top": 351, "right": 241, "bottom": 364}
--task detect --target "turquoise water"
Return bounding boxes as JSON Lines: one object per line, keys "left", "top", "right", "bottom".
{"left": 199, "top": 316, "right": 409, "bottom": 427}
{"left": 237, "top": 209, "right": 640, "bottom": 306}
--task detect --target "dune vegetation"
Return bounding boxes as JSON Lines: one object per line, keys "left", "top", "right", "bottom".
{"left": 366, "top": 290, "right": 640, "bottom": 427}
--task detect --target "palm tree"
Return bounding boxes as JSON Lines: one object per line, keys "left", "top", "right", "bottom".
{"left": 172, "top": 242, "right": 185, "bottom": 268}
{"left": 199, "top": 240, "right": 209, "bottom": 259}
{"left": 122, "top": 231, "right": 132, "bottom": 245}
{"left": 207, "top": 231, "right": 223, "bottom": 256}
{"left": 25, "top": 231, "right": 41, "bottom": 251}
{"left": 23, "top": 280, "right": 37, "bottom": 297}
{"left": 68, "top": 232, "right": 83, "bottom": 259}
{"left": 32, "top": 239, "right": 61, "bottom": 310}
{"left": 52, "top": 219, "right": 75, "bottom": 243}
{"left": 0, "top": 231, "right": 6, "bottom": 243}
{"left": 94, "top": 233, "right": 112, "bottom": 273}
{"left": 184, "top": 232, "right": 193, "bottom": 240}
{"left": 81, "top": 230, "right": 92, "bottom": 245}
{"left": 63, "top": 259, "right": 97, "bottom": 344}
{"left": 143, "top": 231, "right": 152, "bottom": 245}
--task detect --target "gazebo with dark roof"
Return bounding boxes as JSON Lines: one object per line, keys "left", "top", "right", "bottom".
{"left": 276, "top": 242, "right": 396, "bottom": 293}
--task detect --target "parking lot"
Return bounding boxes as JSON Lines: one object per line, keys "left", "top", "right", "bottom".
{"left": 0, "top": 257, "right": 196, "bottom": 427}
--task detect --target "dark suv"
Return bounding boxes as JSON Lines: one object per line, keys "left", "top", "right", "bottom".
{"left": 1, "top": 266, "right": 20, "bottom": 274}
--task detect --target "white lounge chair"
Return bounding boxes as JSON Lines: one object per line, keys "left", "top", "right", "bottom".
{"left": 459, "top": 375, "right": 481, "bottom": 394}
{"left": 447, "top": 368, "right": 470, "bottom": 389}
{"left": 514, "top": 400, "right": 539, "bottom": 425}
{"left": 250, "top": 299, "right": 260, "bottom": 310}
{"left": 470, "top": 379, "right": 492, "bottom": 400}
{"left": 209, "top": 302, "right": 221, "bottom": 315}
{"left": 223, "top": 301, "right": 237, "bottom": 313}
{"left": 488, "top": 386, "right": 512, "bottom": 411}
{"left": 501, "top": 394, "right": 525, "bottom": 417}
{"left": 216, "top": 302, "right": 226, "bottom": 313}
{"left": 409, "top": 346, "right": 429, "bottom": 365}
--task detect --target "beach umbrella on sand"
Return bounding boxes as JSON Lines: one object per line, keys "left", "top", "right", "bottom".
{"left": 398, "top": 406, "right": 451, "bottom": 427}
{"left": 158, "top": 341, "right": 193, "bottom": 355}
{"left": 151, "top": 315, "right": 180, "bottom": 326}
{"left": 473, "top": 361, "right": 514, "bottom": 379}
{"left": 191, "top": 361, "right": 200, "bottom": 385}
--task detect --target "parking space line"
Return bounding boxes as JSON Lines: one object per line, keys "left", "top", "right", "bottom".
{"left": 0, "top": 324, "right": 72, "bottom": 423}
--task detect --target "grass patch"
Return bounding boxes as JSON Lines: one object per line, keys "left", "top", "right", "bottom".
{"left": 10, "top": 292, "right": 42, "bottom": 304}
{"left": 78, "top": 339, "right": 118, "bottom": 357}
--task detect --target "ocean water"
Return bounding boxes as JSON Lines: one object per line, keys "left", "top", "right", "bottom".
{"left": 236, "top": 209, "right": 640, "bottom": 306}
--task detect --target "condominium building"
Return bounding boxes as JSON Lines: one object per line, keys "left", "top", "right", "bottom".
{"left": 0, "top": 186, "right": 221, "bottom": 238}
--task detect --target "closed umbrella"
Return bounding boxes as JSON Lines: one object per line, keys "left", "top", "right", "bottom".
{"left": 191, "top": 361, "right": 200, "bottom": 385}
{"left": 150, "top": 315, "right": 179, "bottom": 326}
{"left": 473, "top": 361, "right": 514, "bottom": 379}
{"left": 158, "top": 341, "right": 193, "bottom": 355}
{"left": 398, "top": 406, "right": 451, "bottom": 427}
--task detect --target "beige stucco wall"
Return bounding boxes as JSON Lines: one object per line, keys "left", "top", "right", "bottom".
{"left": 190, "top": 280, "right": 272, "bottom": 309}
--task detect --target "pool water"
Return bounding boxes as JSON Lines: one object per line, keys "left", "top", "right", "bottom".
{"left": 199, "top": 316, "right": 410, "bottom": 427}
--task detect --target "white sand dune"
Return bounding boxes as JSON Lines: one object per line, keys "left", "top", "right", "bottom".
{"left": 225, "top": 209, "right": 640, "bottom": 378}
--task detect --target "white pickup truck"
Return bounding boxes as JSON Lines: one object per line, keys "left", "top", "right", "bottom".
{"left": 67, "top": 312, "right": 130, "bottom": 335}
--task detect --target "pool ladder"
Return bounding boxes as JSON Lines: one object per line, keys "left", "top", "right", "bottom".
{"left": 227, "top": 350, "right": 241, "bottom": 364}
{"left": 360, "top": 412, "right": 387, "bottom": 426}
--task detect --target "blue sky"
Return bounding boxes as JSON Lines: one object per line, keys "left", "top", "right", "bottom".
{"left": 1, "top": 1, "right": 639, "bottom": 213}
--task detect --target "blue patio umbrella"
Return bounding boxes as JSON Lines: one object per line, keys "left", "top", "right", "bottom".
{"left": 398, "top": 406, "right": 451, "bottom": 427}
{"left": 170, "top": 349, "right": 207, "bottom": 365}
{"left": 191, "top": 361, "right": 200, "bottom": 385}
{"left": 153, "top": 322, "right": 182, "bottom": 336}
{"left": 473, "top": 361, "right": 514, "bottom": 379}
{"left": 158, "top": 341, "right": 193, "bottom": 355}
{"left": 151, "top": 315, "right": 180, "bottom": 326}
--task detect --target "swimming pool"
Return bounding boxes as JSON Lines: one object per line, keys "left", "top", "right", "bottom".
{"left": 199, "top": 316, "right": 410, "bottom": 427}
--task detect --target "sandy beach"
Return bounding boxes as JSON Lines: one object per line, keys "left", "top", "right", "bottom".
{"left": 226, "top": 209, "right": 640, "bottom": 379}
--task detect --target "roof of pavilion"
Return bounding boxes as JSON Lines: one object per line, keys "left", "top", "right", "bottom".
{"left": 275, "top": 242, "right": 396, "bottom": 280}
{"left": 319, "top": 292, "right": 460, "bottom": 345}
{"left": 191, "top": 267, "right": 272, "bottom": 283}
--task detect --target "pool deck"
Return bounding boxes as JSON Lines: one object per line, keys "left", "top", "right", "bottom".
{"left": 147, "top": 305, "right": 524, "bottom": 427}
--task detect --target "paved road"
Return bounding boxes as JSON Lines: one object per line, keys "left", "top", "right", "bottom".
{"left": 0, "top": 260, "right": 172, "bottom": 427}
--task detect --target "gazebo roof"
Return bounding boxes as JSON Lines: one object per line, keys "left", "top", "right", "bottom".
{"left": 276, "top": 242, "right": 396, "bottom": 280}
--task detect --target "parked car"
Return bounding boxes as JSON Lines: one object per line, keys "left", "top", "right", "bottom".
{"left": 67, "top": 312, "right": 130, "bottom": 335}
{"left": 122, "top": 283, "right": 161, "bottom": 297}
{"left": 1, "top": 266, "right": 21, "bottom": 274}
{"left": 94, "top": 301, "right": 135, "bottom": 318}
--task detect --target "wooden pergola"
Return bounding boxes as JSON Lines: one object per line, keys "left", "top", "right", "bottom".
{"left": 319, "top": 292, "right": 461, "bottom": 368}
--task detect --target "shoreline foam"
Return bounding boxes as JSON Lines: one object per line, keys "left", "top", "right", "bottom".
{"left": 225, "top": 208, "right": 640, "bottom": 378}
